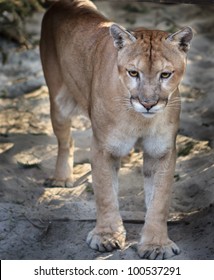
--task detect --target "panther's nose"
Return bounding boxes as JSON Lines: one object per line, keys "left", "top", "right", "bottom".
{"left": 141, "top": 100, "right": 158, "bottom": 111}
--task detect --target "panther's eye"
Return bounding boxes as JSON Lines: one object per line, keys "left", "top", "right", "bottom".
{"left": 128, "top": 70, "right": 139, "bottom": 78}
{"left": 160, "top": 72, "right": 172, "bottom": 79}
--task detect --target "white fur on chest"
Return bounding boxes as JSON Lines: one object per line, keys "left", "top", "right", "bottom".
{"left": 143, "top": 133, "right": 172, "bottom": 158}
{"left": 105, "top": 129, "right": 137, "bottom": 157}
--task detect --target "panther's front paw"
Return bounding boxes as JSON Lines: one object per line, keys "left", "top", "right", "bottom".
{"left": 86, "top": 228, "right": 126, "bottom": 252}
{"left": 138, "top": 239, "right": 180, "bottom": 260}
{"left": 44, "top": 177, "right": 73, "bottom": 188}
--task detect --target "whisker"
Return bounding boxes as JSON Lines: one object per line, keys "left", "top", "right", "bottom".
{"left": 167, "top": 105, "right": 180, "bottom": 109}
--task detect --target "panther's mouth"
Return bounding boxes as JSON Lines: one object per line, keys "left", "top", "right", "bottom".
{"left": 141, "top": 111, "right": 157, "bottom": 119}
{"left": 130, "top": 97, "right": 167, "bottom": 117}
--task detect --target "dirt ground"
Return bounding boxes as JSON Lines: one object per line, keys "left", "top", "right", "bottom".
{"left": 0, "top": 2, "right": 214, "bottom": 260}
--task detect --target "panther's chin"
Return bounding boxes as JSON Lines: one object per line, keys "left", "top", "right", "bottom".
{"left": 142, "top": 112, "right": 156, "bottom": 118}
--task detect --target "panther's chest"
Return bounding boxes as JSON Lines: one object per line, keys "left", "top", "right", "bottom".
{"left": 104, "top": 114, "right": 174, "bottom": 158}
{"left": 105, "top": 127, "right": 139, "bottom": 157}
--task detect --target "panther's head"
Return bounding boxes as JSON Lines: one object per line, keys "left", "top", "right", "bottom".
{"left": 110, "top": 24, "right": 193, "bottom": 118}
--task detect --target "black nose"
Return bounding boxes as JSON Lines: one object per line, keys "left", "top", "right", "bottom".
{"left": 140, "top": 100, "right": 158, "bottom": 111}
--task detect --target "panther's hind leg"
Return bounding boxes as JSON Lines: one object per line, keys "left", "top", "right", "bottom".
{"left": 46, "top": 85, "right": 76, "bottom": 188}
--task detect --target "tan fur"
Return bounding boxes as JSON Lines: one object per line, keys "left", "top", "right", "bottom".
{"left": 40, "top": 0, "right": 193, "bottom": 259}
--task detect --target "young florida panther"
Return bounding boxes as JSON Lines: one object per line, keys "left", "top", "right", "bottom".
{"left": 40, "top": 0, "right": 193, "bottom": 259}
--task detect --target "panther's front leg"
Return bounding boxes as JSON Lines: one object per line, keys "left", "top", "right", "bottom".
{"left": 138, "top": 138, "right": 180, "bottom": 260}
{"left": 86, "top": 137, "right": 126, "bottom": 252}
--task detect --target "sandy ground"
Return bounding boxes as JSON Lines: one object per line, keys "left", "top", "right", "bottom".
{"left": 0, "top": 2, "right": 214, "bottom": 260}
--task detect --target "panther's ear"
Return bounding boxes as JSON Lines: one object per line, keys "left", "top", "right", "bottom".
{"left": 110, "top": 23, "right": 136, "bottom": 50}
{"left": 166, "top": 27, "right": 193, "bottom": 52}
